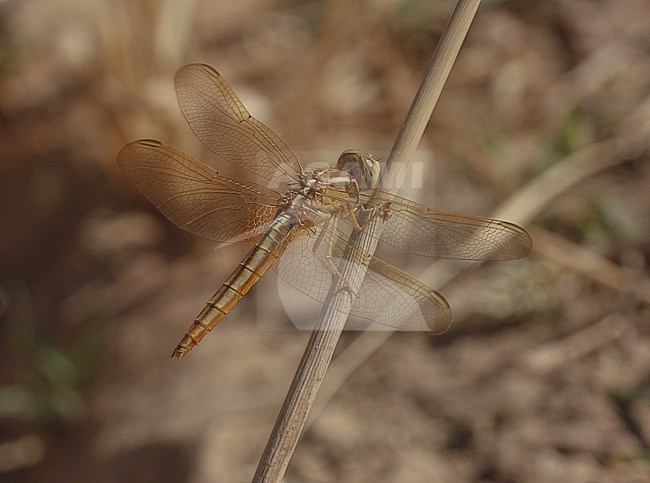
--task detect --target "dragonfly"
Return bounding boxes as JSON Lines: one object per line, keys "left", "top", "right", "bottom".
{"left": 118, "top": 63, "right": 532, "bottom": 360}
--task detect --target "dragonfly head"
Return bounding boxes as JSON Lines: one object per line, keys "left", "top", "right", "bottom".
{"left": 336, "top": 150, "right": 380, "bottom": 191}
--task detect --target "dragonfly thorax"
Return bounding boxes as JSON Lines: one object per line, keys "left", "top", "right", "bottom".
{"left": 298, "top": 169, "right": 354, "bottom": 196}
{"left": 292, "top": 168, "right": 359, "bottom": 217}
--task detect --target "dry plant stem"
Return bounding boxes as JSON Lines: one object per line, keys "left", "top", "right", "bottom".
{"left": 253, "top": 1, "right": 482, "bottom": 481}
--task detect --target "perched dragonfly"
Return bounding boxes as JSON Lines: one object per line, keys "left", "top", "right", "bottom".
{"left": 118, "top": 64, "right": 532, "bottom": 360}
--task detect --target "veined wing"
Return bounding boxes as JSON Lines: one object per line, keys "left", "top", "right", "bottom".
{"left": 117, "top": 140, "right": 281, "bottom": 244}
{"left": 342, "top": 191, "right": 533, "bottom": 261}
{"left": 275, "top": 220, "right": 451, "bottom": 333}
{"left": 175, "top": 63, "right": 303, "bottom": 186}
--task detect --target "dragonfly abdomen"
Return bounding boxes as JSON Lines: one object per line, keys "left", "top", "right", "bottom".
{"left": 172, "top": 212, "right": 299, "bottom": 359}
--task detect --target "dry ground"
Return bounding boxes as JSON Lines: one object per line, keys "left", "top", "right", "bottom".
{"left": 1, "top": 1, "right": 649, "bottom": 481}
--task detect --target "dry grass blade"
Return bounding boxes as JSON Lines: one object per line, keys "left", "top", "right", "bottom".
{"left": 520, "top": 314, "right": 630, "bottom": 373}
{"left": 253, "top": 1, "right": 483, "bottom": 481}
{"left": 530, "top": 227, "right": 650, "bottom": 305}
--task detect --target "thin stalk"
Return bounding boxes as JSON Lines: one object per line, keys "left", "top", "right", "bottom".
{"left": 253, "top": 1, "right": 482, "bottom": 481}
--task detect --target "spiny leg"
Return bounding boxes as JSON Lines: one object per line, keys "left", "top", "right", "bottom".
{"left": 311, "top": 217, "right": 358, "bottom": 296}
{"left": 340, "top": 200, "right": 392, "bottom": 232}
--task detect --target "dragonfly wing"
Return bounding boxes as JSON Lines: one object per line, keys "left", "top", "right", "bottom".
{"left": 117, "top": 140, "right": 281, "bottom": 244}
{"left": 175, "top": 63, "right": 303, "bottom": 186}
{"left": 349, "top": 191, "right": 533, "bottom": 261}
{"left": 274, "top": 222, "right": 451, "bottom": 333}
{"left": 361, "top": 256, "right": 451, "bottom": 333}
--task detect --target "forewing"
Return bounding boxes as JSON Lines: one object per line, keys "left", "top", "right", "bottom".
{"left": 117, "top": 139, "right": 280, "bottom": 244}
{"left": 275, "top": 221, "right": 451, "bottom": 333}
{"left": 175, "top": 63, "right": 302, "bottom": 185}
{"left": 351, "top": 191, "right": 532, "bottom": 261}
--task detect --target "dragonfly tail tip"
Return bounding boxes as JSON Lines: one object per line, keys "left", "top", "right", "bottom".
{"left": 171, "top": 347, "right": 186, "bottom": 360}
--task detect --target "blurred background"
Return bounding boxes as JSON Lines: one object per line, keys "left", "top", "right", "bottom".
{"left": 1, "top": 0, "right": 649, "bottom": 481}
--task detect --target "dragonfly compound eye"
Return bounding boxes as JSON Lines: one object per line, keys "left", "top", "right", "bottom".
{"left": 336, "top": 150, "right": 380, "bottom": 191}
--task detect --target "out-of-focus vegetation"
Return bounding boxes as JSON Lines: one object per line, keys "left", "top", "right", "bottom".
{"left": 0, "top": 0, "right": 648, "bottom": 481}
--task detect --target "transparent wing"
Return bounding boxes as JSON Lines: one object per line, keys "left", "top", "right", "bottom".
{"left": 275, "top": 220, "right": 451, "bottom": 333}
{"left": 337, "top": 191, "right": 534, "bottom": 261}
{"left": 175, "top": 63, "right": 303, "bottom": 185}
{"left": 117, "top": 139, "right": 281, "bottom": 244}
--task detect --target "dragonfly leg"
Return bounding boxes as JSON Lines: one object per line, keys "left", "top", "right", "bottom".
{"left": 342, "top": 201, "right": 390, "bottom": 231}
{"left": 349, "top": 179, "right": 360, "bottom": 204}
{"left": 324, "top": 251, "right": 358, "bottom": 296}
{"left": 308, "top": 217, "right": 358, "bottom": 296}
{"left": 380, "top": 201, "right": 392, "bottom": 221}
{"left": 325, "top": 221, "right": 361, "bottom": 296}
{"left": 311, "top": 216, "right": 331, "bottom": 253}
{"left": 342, "top": 203, "right": 364, "bottom": 231}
